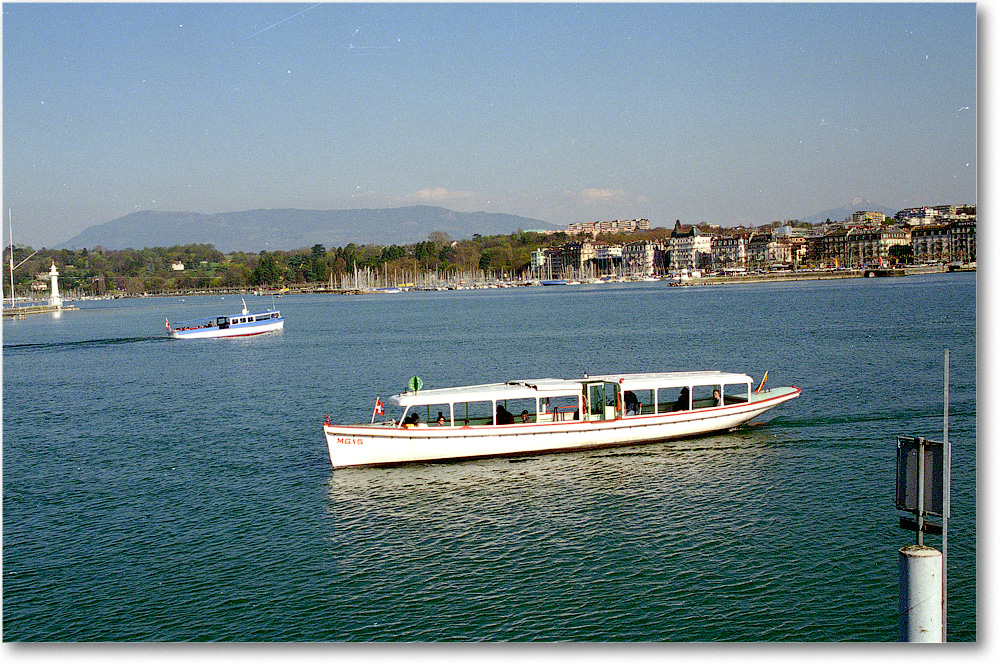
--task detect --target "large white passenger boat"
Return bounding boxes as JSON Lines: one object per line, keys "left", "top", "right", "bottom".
{"left": 166, "top": 299, "right": 283, "bottom": 339}
{"left": 323, "top": 371, "right": 800, "bottom": 468}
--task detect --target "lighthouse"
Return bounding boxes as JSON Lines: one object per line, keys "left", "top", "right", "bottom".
{"left": 48, "top": 261, "right": 63, "bottom": 307}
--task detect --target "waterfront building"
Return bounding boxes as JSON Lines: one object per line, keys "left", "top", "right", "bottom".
{"left": 812, "top": 226, "right": 910, "bottom": 267}
{"left": 560, "top": 240, "right": 598, "bottom": 277}
{"left": 669, "top": 226, "right": 713, "bottom": 271}
{"left": 594, "top": 244, "right": 623, "bottom": 275}
{"left": 747, "top": 232, "right": 773, "bottom": 270}
{"left": 911, "top": 219, "right": 976, "bottom": 264}
{"left": 711, "top": 233, "right": 751, "bottom": 269}
{"left": 622, "top": 239, "right": 664, "bottom": 276}
{"left": 530, "top": 249, "right": 547, "bottom": 275}
{"left": 950, "top": 219, "right": 977, "bottom": 263}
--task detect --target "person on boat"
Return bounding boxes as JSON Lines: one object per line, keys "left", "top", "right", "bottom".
{"left": 496, "top": 405, "right": 515, "bottom": 425}
{"left": 520, "top": 410, "right": 531, "bottom": 423}
{"left": 403, "top": 413, "right": 421, "bottom": 428}
{"left": 673, "top": 387, "right": 690, "bottom": 411}
{"left": 436, "top": 412, "right": 446, "bottom": 426}
{"left": 625, "top": 391, "right": 640, "bottom": 415}
{"left": 713, "top": 389, "right": 723, "bottom": 406}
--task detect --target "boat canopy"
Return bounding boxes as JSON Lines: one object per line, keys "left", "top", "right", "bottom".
{"left": 391, "top": 378, "right": 582, "bottom": 407}
{"left": 172, "top": 309, "right": 280, "bottom": 328}
{"left": 390, "top": 372, "right": 754, "bottom": 407}
{"left": 587, "top": 371, "right": 753, "bottom": 391}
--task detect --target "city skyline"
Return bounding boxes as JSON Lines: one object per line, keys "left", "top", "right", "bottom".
{"left": 2, "top": 2, "right": 978, "bottom": 250}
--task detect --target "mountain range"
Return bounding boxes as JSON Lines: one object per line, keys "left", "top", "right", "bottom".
{"left": 57, "top": 199, "right": 903, "bottom": 253}
{"left": 58, "top": 206, "right": 558, "bottom": 253}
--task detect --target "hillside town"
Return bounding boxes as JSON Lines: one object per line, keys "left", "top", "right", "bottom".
{"left": 530, "top": 205, "right": 976, "bottom": 280}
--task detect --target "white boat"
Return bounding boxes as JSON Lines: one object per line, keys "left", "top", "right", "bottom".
{"left": 323, "top": 371, "right": 800, "bottom": 468}
{"left": 166, "top": 298, "right": 283, "bottom": 339}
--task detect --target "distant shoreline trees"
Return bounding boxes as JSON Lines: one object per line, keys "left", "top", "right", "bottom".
{"left": 0, "top": 219, "right": 846, "bottom": 297}
{"left": 1, "top": 229, "right": 582, "bottom": 296}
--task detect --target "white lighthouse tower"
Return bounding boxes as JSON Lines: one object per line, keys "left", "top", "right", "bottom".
{"left": 48, "top": 261, "right": 63, "bottom": 307}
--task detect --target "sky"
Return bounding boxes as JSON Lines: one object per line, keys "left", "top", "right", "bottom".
{"left": 1, "top": 2, "right": 978, "bottom": 249}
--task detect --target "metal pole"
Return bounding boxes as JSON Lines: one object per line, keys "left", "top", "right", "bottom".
{"left": 942, "top": 349, "right": 950, "bottom": 640}
{"left": 916, "top": 437, "right": 925, "bottom": 546}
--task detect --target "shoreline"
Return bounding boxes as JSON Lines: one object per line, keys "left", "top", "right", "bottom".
{"left": 10, "top": 264, "right": 974, "bottom": 304}
{"left": 673, "top": 264, "right": 965, "bottom": 286}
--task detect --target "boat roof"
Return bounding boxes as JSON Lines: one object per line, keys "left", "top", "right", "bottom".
{"left": 172, "top": 309, "right": 280, "bottom": 326}
{"left": 586, "top": 371, "right": 753, "bottom": 390}
{"left": 390, "top": 372, "right": 753, "bottom": 406}
{"left": 391, "top": 378, "right": 582, "bottom": 406}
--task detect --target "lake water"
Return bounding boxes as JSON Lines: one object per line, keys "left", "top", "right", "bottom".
{"left": 2, "top": 273, "right": 976, "bottom": 641}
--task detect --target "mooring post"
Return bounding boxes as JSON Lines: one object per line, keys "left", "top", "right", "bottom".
{"left": 898, "top": 544, "right": 943, "bottom": 642}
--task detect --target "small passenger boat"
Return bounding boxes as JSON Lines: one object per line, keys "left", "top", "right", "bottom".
{"left": 323, "top": 371, "right": 800, "bottom": 468}
{"left": 166, "top": 298, "right": 284, "bottom": 339}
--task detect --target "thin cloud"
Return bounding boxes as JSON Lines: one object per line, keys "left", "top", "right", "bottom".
{"left": 402, "top": 188, "right": 479, "bottom": 206}
{"left": 569, "top": 188, "right": 648, "bottom": 206}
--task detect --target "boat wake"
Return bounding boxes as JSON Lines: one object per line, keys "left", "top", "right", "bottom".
{"left": 3, "top": 336, "right": 165, "bottom": 353}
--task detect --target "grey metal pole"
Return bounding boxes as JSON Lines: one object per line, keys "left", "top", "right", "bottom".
{"left": 942, "top": 349, "right": 950, "bottom": 640}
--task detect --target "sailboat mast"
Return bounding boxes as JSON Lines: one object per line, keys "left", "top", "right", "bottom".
{"left": 8, "top": 209, "right": 15, "bottom": 308}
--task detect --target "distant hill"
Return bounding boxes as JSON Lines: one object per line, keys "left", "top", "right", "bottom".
{"left": 798, "top": 197, "right": 898, "bottom": 225}
{"left": 58, "top": 206, "right": 558, "bottom": 253}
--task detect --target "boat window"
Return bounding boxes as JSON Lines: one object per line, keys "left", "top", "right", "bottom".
{"left": 656, "top": 386, "right": 690, "bottom": 412}
{"left": 542, "top": 394, "right": 581, "bottom": 422}
{"left": 624, "top": 389, "right": 653, "bottom": 416}
{"left": 416, "top": 402, "right": 453, "bottom": 427}
{"left": 588, "top": 384, "right": 605, "bottom": 418}
{"left": 501, "top": 398, "right": 536, "bottom": 424}
{"left": 692, "top": 384, "right": 722, "bottom": 409}
{"left": 455, "top": 401, "right": 494, "bottom": 426}
{"left": 723, "top": 384, "right": 749, "bottom": 405}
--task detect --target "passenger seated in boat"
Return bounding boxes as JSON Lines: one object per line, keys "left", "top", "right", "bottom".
{"left": 496, "top": 405, "right": 515, "bottom": 425}
{"left": 436, "top": 412, "right": 446, "bottom": 426}
{"left": 713, "top": 389, "right": 722, "bottom": 406}
{"left": 403, "top": 413, "right": 421, "bottom": 428}
{"left": 520, "top": 410, "right": 532, "bottom": 423}
{"left": 673, "top": 387, "right": 690, "bottom": 411}
{"left": 625, "top": 391, "right": 640, "bottom": 415}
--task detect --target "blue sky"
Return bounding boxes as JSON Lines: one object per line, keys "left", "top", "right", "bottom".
{"left": 2, "top": 2, "right": 978, "bottom": 249}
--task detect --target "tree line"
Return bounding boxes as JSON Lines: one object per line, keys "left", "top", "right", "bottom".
{"left": 2, "top": 230, "right": 571, "bottom": 296}
{"left": 4, "top": 219, "right": 829, "bottom": 297}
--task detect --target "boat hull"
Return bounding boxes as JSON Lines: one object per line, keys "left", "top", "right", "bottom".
{"left": 324, "top": 386, "right": 800, "bottom": 468}
{"left": 168, "top": 319, "right": 284, "bottom": 339}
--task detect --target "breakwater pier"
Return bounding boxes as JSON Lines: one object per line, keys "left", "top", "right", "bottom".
{"left": 2, "top": 302, "right": 78, "bottom": 318}
{"left": 674, "top": 264, "right": 954, "bottom": 287}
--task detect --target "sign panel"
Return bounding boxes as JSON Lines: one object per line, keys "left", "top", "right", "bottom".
{"left": 895, "top": 436, "right": 944, "bottom": 517}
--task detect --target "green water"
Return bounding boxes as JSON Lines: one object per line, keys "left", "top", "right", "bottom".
{"left": 2, "top": 274, "right": 976, "bottom": 640}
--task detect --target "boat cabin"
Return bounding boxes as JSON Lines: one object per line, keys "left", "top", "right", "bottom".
{"left": 388, "top": 372, "right": 753, "bottom": 428}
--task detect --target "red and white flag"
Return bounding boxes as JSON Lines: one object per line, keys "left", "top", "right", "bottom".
{"left": 165, "top": 317, "right": 170, "bottom": 331}
{"left": 371, "top": 397, "right": 385, "bottom": 423}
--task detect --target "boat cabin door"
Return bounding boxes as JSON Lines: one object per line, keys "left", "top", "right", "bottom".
{"left": 584, "top": 381, "right": 622, "bottom": 421}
